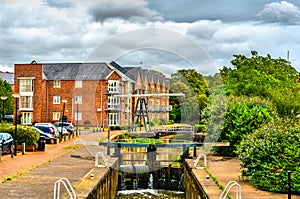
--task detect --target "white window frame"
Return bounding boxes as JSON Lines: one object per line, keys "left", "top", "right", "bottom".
{"left": 21, "top": 112, "right": 32, "bottom": 125}
{"left": 108, "top": 113, "right": 119, "bottom": 126}
{"left": 75, "top": 95, "right": 82, "bottom": 104}
{"left": 54, "top": 80, "right": 61, "bottom": 88}
{"left": 74, "top": 112, "right": 82, "bottom": 121}
{"left": 53, "top": 96, "right": 60, "bottom": 104}
{"left": 20, "top": 96, "right": 33, "bottom": 110}
{"left": 108, "top": 80, "right": 120, "bottom": 93}
{"left": 108, "top": 96, "right": 120, "bottom": 109}
{"left": 75, "top": 80, "right": 82, "bottom": 88}
{"left": 20, "top": 79, "right": 34, "bottom": 92}
{"left": 53, "top": 112, "right": 60, "bottom": 120}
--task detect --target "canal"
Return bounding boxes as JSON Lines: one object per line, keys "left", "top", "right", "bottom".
{"left": 112, "top": 137, "right": 190, "bottom": 198}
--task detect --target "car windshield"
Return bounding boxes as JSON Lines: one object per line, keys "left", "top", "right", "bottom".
{"left": 0, "top": 134, "right": 3, "bottom": 140}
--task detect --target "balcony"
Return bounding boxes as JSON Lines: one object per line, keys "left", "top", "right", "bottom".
{"left": 104, "top": 103, "right": 121, "bottom": 112}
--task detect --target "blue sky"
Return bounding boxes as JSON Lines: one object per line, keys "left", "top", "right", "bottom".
{"left": 1, "top": 0, "right": 300, "bottom": 75}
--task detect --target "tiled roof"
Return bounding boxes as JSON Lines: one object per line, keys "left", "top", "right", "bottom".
{"left": 124, "top": 67, "right": 141, "bottom": 81}
{"left": 42, "top": 63, "right": 112, "bottom": 80}
{"left": 0, "top": 71, "right": 14, "bottom": 84}
{"left": 110, "top": 62, "right": 135, "bottom": 80}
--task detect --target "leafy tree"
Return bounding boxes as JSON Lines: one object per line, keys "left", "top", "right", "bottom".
{"left": 170, "top": 69, "right": 209, "bottom": 123}
{"left": 237, "top": 117, "right": 300, "bottom": 193}
{"left": 203, "top": 96, "right": 275, "bottom": 156}
{"left": 221, "top": 51, "right": 300, "bottom": 116}
{"left": 0, "top": 79, "right": 14, "bottom": 117}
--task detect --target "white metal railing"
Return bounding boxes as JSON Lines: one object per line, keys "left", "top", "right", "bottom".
{"left": 95, "top": 152, "right": 109, "bottom": 167}
{"left": 53, "top": 178, "right": 76, "bottom": 199}
{"left": 193, "top": 153, "right": 207, "bottom": 169}
{"left": 220, "top": 181, "right": 242, "bottom": 199}
{"left": 154, "top": 125, "right": 194, "bottom": 133}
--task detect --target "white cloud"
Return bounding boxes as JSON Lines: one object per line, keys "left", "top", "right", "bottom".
{"left": 258, "top": 1, "right": 300, "bottom": 24}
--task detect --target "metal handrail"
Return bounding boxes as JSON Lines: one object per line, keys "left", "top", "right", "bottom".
{"left": 220, "top": 181, "right": 242, "bottom": 199}
{"left": 53, "top": 178, "right": 76, "bottom": 199}
{"left": 95, "top": 152, "right": 109, "bottom": 167}
{"left": 193, "top": 153, "right": 207, "bottom": 169}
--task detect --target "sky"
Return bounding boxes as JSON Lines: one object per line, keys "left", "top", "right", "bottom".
{"left": 1, "top": 0, "right": 300, "bottom": 76}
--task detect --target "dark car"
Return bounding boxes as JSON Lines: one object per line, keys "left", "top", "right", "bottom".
{"left": 0, "top": 133, "right": 14, "bottom": 154}
{"left": 53, "top": 122, "right": 74, "bottom": 135}
{"left": 3, "top": 115, "right": 14, "bottom": 123}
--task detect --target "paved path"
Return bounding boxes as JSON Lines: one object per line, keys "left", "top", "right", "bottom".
{"left": 0, "top": 130, "right": 119, "bottom": 199}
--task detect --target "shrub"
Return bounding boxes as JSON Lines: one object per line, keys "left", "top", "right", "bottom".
{"left": 109, "top": 126, "right": 121, "bottom": 130}
{"left": 0, "top": 124, "right": 40, "bottom": 148}
{"left": 237, "top": 117, "right": 300, "bottom": 194}
{"left": 204, "top": 96, "right": 275, "bottom": 156}
{"left": 165, "top": 120, "right": 174, "bottom": 125}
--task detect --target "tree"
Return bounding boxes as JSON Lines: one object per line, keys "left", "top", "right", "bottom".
{"left": 221, "top": 51, "right": 300, "bottom": 116}
{"left": 0, "top": 79, "right": 14, "bottom": 117}
{"left": 203, "top": 95, "right": 275, "bottom": 156}
{"left": 170, "top": 69, "right": 209, "bottom": 123}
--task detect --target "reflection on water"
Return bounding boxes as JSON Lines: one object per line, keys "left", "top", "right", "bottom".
{"left": 116, "top": 189, "right": 185, "bottom": 199}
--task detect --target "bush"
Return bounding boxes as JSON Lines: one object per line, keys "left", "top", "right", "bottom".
{"left": 109, "top": 126, "right": 121, "bottom": 130}
{"left": 237, "top": 117, "right": 300, "bottom": 194}
{"left": 165, "top": 120, "right": 174, "bottom": 125}
{"left": 204, "top": 96, "right": 274, "bottom": 156}
{"left": 0, "top": 124, "right": 40, "bottom": 148}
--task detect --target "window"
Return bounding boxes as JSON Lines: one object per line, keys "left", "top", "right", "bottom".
{"left": 108, "top": 80, "right": 120, "bottom": 93}
{"left": 53, "top": 112, "right": 60, "bottom": 120}
{"left": 20, "top": 96, "right": 33, "bottom": 109}
{"left": 21, "top": 112, "right": 32, "bottom": 125}
{"left": 53, "top": 96, "right": 60, "bottom": 104}
{"left": 108, "top": 96, "right": 119, "bottom": 109}
{"left": 75, "top": 95, "right": 82, "bottom": 104}
{"left": 20, "top": 79, "right": 33, "bottom": 92}
{"left": 75, "top": 80, "right": 82, "bottom": 88}
{"left": 74, "top": 112, "right": 82, "bottom": 121}
{"left": 54, "top": 80, "right": 60, "bottom": 88}
{"left": 108, "top": 113, "right": 119, "bottom": 126}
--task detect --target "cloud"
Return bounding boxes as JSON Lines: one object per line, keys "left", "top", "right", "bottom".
{"left": 258, "top": 1, "right": 300, "bottom": 24}
{"left": 88, "top": 0, "right": 162, "bottom": 23}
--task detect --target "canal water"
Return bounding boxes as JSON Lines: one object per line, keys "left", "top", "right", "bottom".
{"left": 116, "top": 189, "right": 185, "bottom": 198}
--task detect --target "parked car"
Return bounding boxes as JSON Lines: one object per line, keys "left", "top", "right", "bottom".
{"left": 53, "top": 122, "right": 74, "bottom": 135}
{"left": 3, "top": 115, "right": 14, "bottom": 123}
{"left": 56, "top": 127, "right": 69, "bottom": 136}
{"left": 0, "top": 133, "right": 14, "bottom": 154}
{"left": 34, "top": 124, "right": 59, "bottom": 138}
{"left": 31, "top": 127, "right": 57, "bottom": 144}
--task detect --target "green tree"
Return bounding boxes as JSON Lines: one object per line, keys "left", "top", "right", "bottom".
{"left": 0, "top": 79, "right": 14, "bottom": 118}
{"left": 170, "top": 69, "right": 209, "bottom": 123}
{"left": 220, "top": 51, "right": 300, "bottom": 116}
{"left": 203, "top": 96, "right": 275, "bottom": 156}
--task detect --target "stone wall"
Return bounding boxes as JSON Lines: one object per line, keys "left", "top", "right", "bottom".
{"left": 76, "top": 160, "right": 119, "bottom": 199}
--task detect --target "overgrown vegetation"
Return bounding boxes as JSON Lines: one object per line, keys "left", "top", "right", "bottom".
{"left": 237, "top": 118, "right": 300, "bottom": 193}
{"left": 0, "top": 123, "right": 40, "bottom": 147}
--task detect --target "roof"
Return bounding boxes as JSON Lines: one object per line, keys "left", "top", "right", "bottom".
{"left": 110, "top": 62, "right": 135, "bottom": 80}
{"left": 42, "top": 63, "right": 113, "bottom": 80}
{"left": 124, "top": 67, "right": 141, "bottom": 81}
{"left": 0, "top": 71, "right": 14, "bottom": 84}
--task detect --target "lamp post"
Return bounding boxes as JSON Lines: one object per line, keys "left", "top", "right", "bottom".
{"left": 12, "top": 94, "right": 20, "bottom": 138}
{"left": 12, "top": 93, "right": 20, "bottom": 156}
{"left": 75, "top": 98, "right": 81, "bottom": 136}
{"left": 0, "top": 96, "right": 8, "bottom": 120}
{"left": 60, "top": 99, "right": 68, "bottom": 142}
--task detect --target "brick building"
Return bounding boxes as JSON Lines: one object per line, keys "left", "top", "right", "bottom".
{"left": 13, "top": 61, "right": 171, "bottom": 127}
